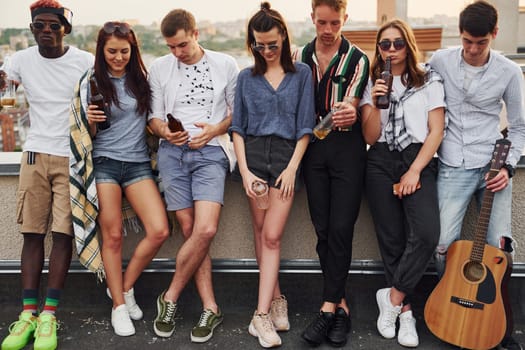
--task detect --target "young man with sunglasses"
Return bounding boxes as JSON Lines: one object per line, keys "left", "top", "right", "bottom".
{"left": 147, "top": 8, "right": 238, "bottom": 344}
{"left": 429, "top": 1, "right": 525, "bottom": 349}
{"left": 0, "top": 1, "right": 93, "bottom": 350}
{"left": 293, "top": 0, "right": 369, "bottom": 347}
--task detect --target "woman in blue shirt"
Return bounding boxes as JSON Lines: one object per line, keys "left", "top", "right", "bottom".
{"left": 80, "top": 22, "right": 169, "bottom": 337}
{"left": 230, "top": 3, "right": 315, "bottom": 348}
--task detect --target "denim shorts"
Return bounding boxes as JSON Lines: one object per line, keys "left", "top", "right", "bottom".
{"left": 157, "top": 142, "right": 228, "bottom": 211}
{"left": 232, "top": 135, "right": 300, "bottom": 189}
{"left": 93, "top": 157, "right": 154, "bottom": 188}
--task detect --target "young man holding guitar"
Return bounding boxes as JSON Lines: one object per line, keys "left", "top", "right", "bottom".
{"left": 427, "top": 1, "right": 525, "bottom": 349}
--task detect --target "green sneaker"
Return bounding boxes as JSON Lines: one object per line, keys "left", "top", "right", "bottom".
{"left": 153, "top": 290, "right": 177, "bottom": 338}
{"left": 1, "top": 311, "right": 37, "bottom": 350}
{"left": 190, "top": 308, "right": 223, "bottom": 343}
{"left": 33, "top": 313, "right": 57, "bottom": 350}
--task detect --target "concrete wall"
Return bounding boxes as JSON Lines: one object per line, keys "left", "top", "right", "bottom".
{"left": 1, "top": 168, "right": 524, "bottom": 265}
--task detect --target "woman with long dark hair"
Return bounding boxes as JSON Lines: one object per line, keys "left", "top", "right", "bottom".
{"left": 77, "top": 21, "right": 169, "bottom": 337}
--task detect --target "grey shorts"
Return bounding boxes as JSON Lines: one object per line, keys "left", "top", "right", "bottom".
{"left": 157, "top": 142, "right": 228, "bottom": 211}
{"left": 233, "top": 135, "right": 301, "bottom": 189}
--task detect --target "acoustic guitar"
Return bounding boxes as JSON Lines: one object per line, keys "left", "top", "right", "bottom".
{"left": 424, "top": 138, "right": 511, "bottom": 350}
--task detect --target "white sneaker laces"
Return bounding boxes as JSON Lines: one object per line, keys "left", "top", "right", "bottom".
{"left": 197, "top": 309, "right": 213, "bottom": 327}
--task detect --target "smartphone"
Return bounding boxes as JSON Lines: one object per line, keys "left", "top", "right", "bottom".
{"left": 166, "top": 113, "right": 185, "bottom": 132}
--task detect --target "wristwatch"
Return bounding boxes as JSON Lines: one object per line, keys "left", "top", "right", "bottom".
{"left": 502, "top": 163, "right": 515, "bottom": 178}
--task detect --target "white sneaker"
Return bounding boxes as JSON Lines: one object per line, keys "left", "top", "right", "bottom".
{"left": 248, "top": 311, "right": 282, "bottom": 348}
{"left": 270, "top": 295, "right": 290, "bottom": 331}
{"left": 107, "top": 287, "right": 143, "bottom": 320}
{"left": 398, "top": 310, "right": 419, "bottom": 347}
{"left": 376, "top": 288, "right": 402, "bottom": 339}
{"left": 111, "top": 304, "right": 135, "bottom": 336}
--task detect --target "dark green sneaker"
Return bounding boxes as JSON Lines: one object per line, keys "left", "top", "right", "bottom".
{"left": 190, "top": 308, "right": 223, "bottom": 343}
{"left": 1, "top": 311, "right": 37, "bottom": 350}
{"left": 153, "top": 290, "right": 177, "bottom": 338}
{"left": 33, "top": 313, "right": 57, "bottom": 350}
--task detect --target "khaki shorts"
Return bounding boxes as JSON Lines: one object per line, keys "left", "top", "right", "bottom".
{"left": 16, "top": 152, "right": 73, "bottom": 235}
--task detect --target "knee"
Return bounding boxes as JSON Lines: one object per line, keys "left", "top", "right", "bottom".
{"left": 150, "top": 226, "right": 170, "bottom": 246}
{"left": 262, "top": 232, "right": 282, "bottom": 250}
{"left": 434, "top": 246, "right": 448, "bottom": 278}
{"left": 194, "top": 225, "right": 217, "bottom": 242}
{"left": 51, "top": 232, "right": 73, "bottom": 248}
{"left": 102, "top": 231, "right": 123, "bottom": 250}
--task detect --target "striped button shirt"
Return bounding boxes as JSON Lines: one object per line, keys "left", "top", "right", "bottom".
{"left": 295, "top": 36, "right": 369, "bottom": 120}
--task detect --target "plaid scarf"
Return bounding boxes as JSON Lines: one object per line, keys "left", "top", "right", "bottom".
{"left": 70, "top": 70, "right": 105, "bottom": 280}
{"left": 384, "top": 65, "right": 443, "bottom": 151}
{"left": 69, "top": 70, "right": 173, "bottom": 281}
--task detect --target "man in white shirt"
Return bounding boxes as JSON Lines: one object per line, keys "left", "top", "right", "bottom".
{"left": 147, "top": 8, "right": 238, "bottom": 344}
{"left": 0, "top": 1, "right": 93, "bottom": 350}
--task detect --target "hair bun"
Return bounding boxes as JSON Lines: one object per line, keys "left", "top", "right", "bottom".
{"left": 260, "top": 1, "right": 271, "bottom": 11}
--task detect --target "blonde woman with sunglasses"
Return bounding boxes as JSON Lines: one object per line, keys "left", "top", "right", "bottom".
{"left": 360, "top": 18, "right": 446, "bottom": 348}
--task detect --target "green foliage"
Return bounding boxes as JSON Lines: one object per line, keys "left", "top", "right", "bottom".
{"left": 1, "top": 24, "right": 316, "bottom": 60}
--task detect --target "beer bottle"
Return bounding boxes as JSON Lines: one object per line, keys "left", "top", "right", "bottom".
{"left": 166, "top": 113, "right": 184, "bottom": 132}
{"left": 89, "top": 76, "right": 111, "bottom": 130}
{"left": 375, "top": 56, "right": 393, "bottom": 109}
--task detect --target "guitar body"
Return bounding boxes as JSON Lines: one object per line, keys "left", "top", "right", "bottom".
{"left": 425, "top": 240, "right": 508, "bottom": 349}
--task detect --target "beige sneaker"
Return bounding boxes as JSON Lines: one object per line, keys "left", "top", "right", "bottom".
{"left": 248, "top": 311, "right": 282, "bottom": 348}
{"left": 270, "top": 295, "right": 290, "bottom": 331}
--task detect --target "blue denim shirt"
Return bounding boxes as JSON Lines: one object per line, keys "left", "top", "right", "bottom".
{"left": 230, "top": 62, "right": 315, "bottom": 141}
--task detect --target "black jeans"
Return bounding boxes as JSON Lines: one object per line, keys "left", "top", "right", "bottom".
{"left": 366, "top": 143, "right": 439, "bottom": 298}
{"left": 303, "top": 129, "right": 366, "bottom": 303}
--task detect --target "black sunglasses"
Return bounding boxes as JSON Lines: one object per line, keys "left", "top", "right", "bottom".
{"left": 103, "top": 22, "right": 131, "bottom": 35}
{"left": 378, "top": 38, "right": 407, "bottom": 51}
{"left": 32, "top": 21, "right": 63, "bottom": 31}
{"left": 251, "top": 43, "right": 279, "bottom": 52}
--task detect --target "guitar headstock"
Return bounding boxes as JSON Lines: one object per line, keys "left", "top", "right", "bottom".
{"left": 489, "top": 138, "right": 512, "bottom": 175}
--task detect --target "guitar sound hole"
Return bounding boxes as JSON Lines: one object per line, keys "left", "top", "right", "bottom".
{"left": 463, "top": 261, "right": 485, "bottom": 282}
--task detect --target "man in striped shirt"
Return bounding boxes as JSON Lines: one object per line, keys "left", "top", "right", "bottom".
{"left": 295, "top": 0, "right": 369, "bottom": 347}
{"left": 430, "top": 2, "right": 525, "bottom": 349}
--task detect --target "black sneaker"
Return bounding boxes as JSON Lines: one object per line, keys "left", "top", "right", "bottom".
{"left": 302, "top": 311, "right": 335, "bottom": 346}
{"left": 499, "top": 336, "right": 524, "bottom": 350}
{"left": 327, "top": 307, "right": 351, "bottom": 347}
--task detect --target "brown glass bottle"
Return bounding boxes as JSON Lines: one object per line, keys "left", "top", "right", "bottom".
{"left": 376, "top": 56, "right": 393, "bottom": 109}
{"left": 89, "top": 76, "right": 111, "bottom": 130}
{"left": 166, "top": 113, "right": 184, "bottom": 132}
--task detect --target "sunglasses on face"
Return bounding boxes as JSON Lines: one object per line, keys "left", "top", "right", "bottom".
{"left": 251, "top": 43, "right": 279, "bottom": 52}
{"left": 32, "top": 21, "right": 63, "bottom": 31}
{"left": 103, "top": 22, "right": 131, "bottom": 35}
{"left": 378, "top": 38, "right": 407, "bottom": 51}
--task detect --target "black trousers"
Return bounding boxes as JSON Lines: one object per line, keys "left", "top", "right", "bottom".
{"left": 303, "top": 129, "right": 366, "bottom": 303}
{"left": 366, "top": 143, "right": 439, "bottom": 298}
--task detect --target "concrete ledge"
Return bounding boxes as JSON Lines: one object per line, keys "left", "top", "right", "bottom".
{"left": 1, "top": 258, "right": 525, "bottom": 277}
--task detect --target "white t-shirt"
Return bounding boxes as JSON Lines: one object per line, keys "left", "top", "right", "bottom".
{"left": 174, "top": 57, "right": 214, "bottom": 140}
{"left": 362, "top": 75, "right": 445, "bottom": 143}
{"left": 5, "top": 46, "right": 94, "bottom": 156}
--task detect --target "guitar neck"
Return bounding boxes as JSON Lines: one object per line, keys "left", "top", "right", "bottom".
{"left": 471, "top": 170, "right": 497, "bottom": 262}
{"left": 470, "top": 138, "right": 511, "bottom": 262}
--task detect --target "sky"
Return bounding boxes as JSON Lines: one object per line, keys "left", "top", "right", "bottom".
{"left": 0, "top": 0, "right": 497, "bottom": 28}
